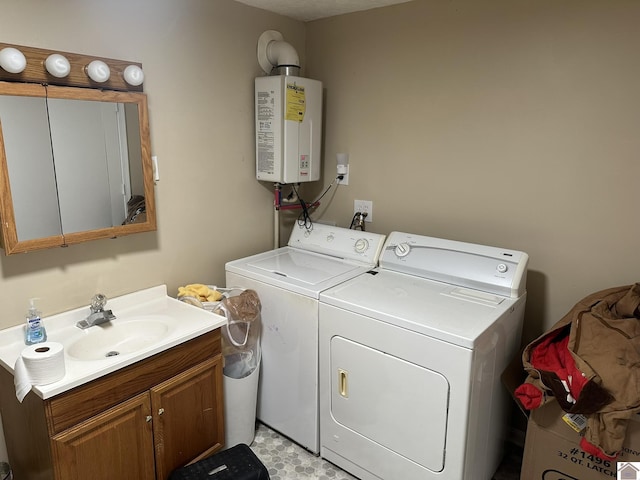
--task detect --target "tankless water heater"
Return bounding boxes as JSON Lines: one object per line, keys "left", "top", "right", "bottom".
{"left": 255, "top": 75, "right": 322, "bottom": 184}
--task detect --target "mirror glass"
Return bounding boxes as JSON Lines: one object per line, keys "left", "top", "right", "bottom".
{"left": 0, "top": 92, "right": 62, "bottom": 240}
{"left": 0, "top": 83, "right": 155, "bottom": 254}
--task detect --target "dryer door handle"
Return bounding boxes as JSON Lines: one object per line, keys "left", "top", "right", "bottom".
{"left": 338, "top": 369, "right": 349, "bottom": 398}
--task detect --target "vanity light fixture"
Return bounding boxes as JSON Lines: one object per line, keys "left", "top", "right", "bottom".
{"left": 86, "top": 59, "right": 110, "bottom": 83}
{"left": 123, "top": 64, "right": 144, "bottom": 86}
{"left": 0, "top": 42, "right": 144, "bottom": 91}
{"left": 45, "top": 54, "right": 71, "bottom": 78}
{"left": 0, "top": 47, "right": 27, "bottom": 74}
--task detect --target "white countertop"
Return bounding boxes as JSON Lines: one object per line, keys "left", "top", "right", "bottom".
{"left": 0, "top": 285, "right": 226, "bottom": 399}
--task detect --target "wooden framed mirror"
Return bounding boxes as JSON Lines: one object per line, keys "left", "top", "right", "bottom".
{"left": 0, "top": 81, "right": 156, "bottom": 254}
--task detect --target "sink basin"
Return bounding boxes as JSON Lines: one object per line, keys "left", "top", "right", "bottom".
{"left": 0, "top": 285, "right": 227, "bottom": 399}
{"left": 67, "top": 317, "right": 173, "bottom": 361}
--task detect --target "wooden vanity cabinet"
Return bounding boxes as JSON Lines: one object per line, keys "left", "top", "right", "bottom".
{"left": 51, "top": 392, "right": 156, "bottom": 479}
{"left": 151, "top": 356, "right": 223, "bottom": 479}
{"left": 0, "top": 329, "right": 224, "bottom": 480}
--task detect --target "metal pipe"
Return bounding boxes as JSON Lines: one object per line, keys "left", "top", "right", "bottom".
{"left": 274, "top": 183, "right": 281, "bottom": 249}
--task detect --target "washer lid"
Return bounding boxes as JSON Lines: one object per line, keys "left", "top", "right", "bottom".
{"left": 320, "top": 269, "right": 522, "bottom": 348}
{"left": 226, "top": 224, "right": 386, "bottom": 298}
{"left": 226, "top": 247, "right": 375, "bottom": 297}
{"left": 248, "top": 249, "right": 363, "bottom": 284}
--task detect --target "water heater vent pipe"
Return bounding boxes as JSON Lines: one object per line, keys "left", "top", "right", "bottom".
{"left": 257, "top": 30, "right": 300, "bottom": 76}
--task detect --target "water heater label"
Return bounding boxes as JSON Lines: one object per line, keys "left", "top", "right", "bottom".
{"left": 257, "top": 89, "right": 276, "bottom": 175}
{"left": 286, "top": 83, "right": 306, "bottom": 122}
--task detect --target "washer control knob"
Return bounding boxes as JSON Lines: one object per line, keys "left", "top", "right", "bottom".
{"left": 395, "top": 243, "right": 411, "bottom": 257}
{"left": 497, "top": 263, "right": 508, "bottom": 274}
{"left": 354, "top": 238, "right": 369, "bottom": 254}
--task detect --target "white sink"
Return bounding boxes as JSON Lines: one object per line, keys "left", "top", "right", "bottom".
{"left": 66, "top": 316, "right": 173, "bottom": 361}
{"left": 0, "top": 285, "right": 227, "bottom": 399}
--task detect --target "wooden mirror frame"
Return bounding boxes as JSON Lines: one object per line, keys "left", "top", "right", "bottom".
{"left": 0, "top": 82, "right": 156, "bottom": 254}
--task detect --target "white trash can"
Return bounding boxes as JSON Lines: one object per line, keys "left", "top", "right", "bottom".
{"left": 216, "top": 289, "right": 262, "bottom": 449}
{"left": 223, "top": 354, "right": 261, "bottom": 448}
{"left": 179, "top": 287, "right": 262, "bottom": 449}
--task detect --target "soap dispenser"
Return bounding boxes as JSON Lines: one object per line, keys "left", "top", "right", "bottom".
{"left": 25, "top": 298, "right": 47, "bottom": 345}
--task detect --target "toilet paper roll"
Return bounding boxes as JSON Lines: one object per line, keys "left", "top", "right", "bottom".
{"left": 14, "top": 342, "right": 65, "bottom": 403}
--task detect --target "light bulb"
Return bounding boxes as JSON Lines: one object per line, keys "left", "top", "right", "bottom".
{"left": 45, "top": 54, "right": 71, "bottom": 78}
{"left": 0, "top": 47, "right": 27, "bottom": 74}
{"left": 86, "top": 60, "right": 110, "bottom": 83}
{"left": 123, "top": 64, "right": 144, "bottom": 86}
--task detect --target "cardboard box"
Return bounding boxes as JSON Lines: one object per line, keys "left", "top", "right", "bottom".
{"left": 521, "top": 401, "right": 640, "bottom": 480}
{"left": 502, "top": 355, "right": 640, "bottom": 480}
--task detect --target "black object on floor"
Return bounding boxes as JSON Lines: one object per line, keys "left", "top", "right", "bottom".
{"left": 169, "top": 443, "right": 270, "bottom": 480}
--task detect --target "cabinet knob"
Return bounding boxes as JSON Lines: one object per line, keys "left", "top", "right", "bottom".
{"left": 158, "top": 408, "right": 165, "bottom": 415}
{"left": 146, "top": 415, "right": 152, "bottom": 423}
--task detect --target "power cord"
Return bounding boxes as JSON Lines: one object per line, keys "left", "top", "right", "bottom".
{"left": 281, "top": 187, "right": 298, "bottom": 204}
{"left": 294, "top": 187, "right": 313, "bottom": 231}
{"left": 292, "top": 176, "right": 343, "bottom": 232}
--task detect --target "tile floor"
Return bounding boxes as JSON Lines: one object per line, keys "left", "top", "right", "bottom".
{"left": 250, "top": 423, "right": 356, "bottom": 479}
{"left": 249, "top": 423, "right": 523, "bottom": 480}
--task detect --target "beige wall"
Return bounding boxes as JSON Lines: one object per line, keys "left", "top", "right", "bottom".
{"left": 305, "top": 0, "right": 640, "bottom": 343}
{"left": 0, "top": 0, "right": 304, "bottom": 330}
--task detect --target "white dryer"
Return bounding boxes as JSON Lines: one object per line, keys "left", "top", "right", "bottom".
{"left": 319, "top": 232, "right": 528, "bottom": 480}
{"left": 225, "top": 223, "right": 386, "bottom": 453}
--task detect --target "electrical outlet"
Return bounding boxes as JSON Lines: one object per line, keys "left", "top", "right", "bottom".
{"left": 337, "top": 166, "right": 349, "bottom": 185}
{"left": 354, "top": 199, "right": 373, "bottom": 222}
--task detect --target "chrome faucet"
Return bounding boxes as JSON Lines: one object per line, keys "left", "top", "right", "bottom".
{"left": 76, "top": 294, "right": 116, "bottom": 329}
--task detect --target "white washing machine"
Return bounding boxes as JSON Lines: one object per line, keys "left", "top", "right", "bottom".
{"left": 319, "top": 232, "right": 528, "bottom": 480}
{"left": 225, "top": 223, "right": 386, "bottom": 453}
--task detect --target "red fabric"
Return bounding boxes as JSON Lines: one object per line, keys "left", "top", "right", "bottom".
{"left": 514, "top": 383, "right": 543, "bottom": 409}
{"left": 517, "top": 331, "right": 617, "bottom": 460}
{"left": 580, "top": 436, "right": 618, "bottom": 461}
{"left": 526, "top": 332, "right": 589, "bottom": 403}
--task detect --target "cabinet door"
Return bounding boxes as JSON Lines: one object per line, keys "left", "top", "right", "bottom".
{"left": 51, "top": 392, "right": 155, "bottom": 480}
{"left": 151, "top": 355, "right": 224, "bottom": 480}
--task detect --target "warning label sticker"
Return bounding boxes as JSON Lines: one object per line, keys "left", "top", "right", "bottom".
{"left": 286, "top": 83, "right": 305, "bottom": 122}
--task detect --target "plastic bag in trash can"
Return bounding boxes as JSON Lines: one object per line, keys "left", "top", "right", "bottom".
{"left": 215, "top": 289, "right": 262, "bottom": 379}
{"left": 224, "top": 351, "right": 259, "bottom": 379}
